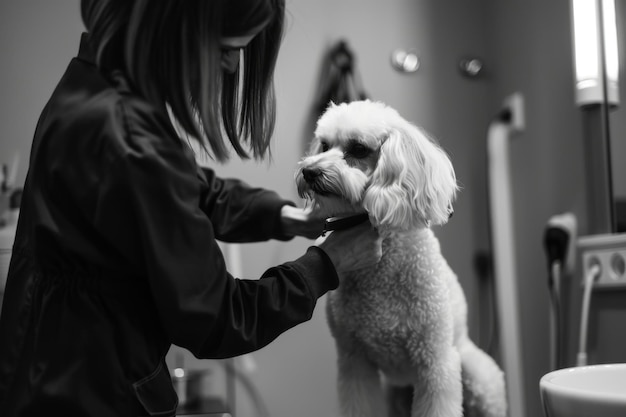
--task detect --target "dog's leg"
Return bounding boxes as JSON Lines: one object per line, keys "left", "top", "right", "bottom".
{"left": 384, "top": 383, "right": 412, "bottom": 417}
{"left": 447, "top": 274, "right": 507, "bottom": 417}
{"left": 336, "top": 349, "right": 386, "bottom": 417}
{"left": 459, "top": 340, "right": 507, "bottom": 417}
{"left": 411, "top": 348, "right": 463, "bottom": 417}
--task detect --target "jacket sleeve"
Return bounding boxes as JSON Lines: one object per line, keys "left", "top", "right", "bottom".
{"left": 196, "top": 166, "right": 295, "bottom": 243}
{"left": 95, "top": 106, "right": 339, "bottom": 359}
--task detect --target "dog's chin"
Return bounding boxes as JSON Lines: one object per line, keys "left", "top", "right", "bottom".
{"left": 304, "top": 192, "right": 364, "bottom": 219}
{"left": 297, "top": 179, "right": 360, "bottom": 216}
{"left": 305, "top": 185, "right": 341, "bottom": 199}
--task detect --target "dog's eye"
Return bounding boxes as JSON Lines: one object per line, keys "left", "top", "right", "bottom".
{"left": 320, "top": 141, "right": 330, "bottom": 152}
{"left": 347, "top": 143, "right": 371, "bottom": 159}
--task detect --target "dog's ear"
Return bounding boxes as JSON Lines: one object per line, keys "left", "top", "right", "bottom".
{"left": 363, "top": 123, "right": 458, "bottom": 229}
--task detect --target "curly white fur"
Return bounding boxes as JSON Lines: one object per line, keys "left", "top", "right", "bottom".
{"left": 295, "top": 100, "right": 507, "bottom": 417}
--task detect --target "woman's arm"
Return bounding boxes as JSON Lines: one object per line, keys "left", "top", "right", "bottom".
{"left": 95, "top": 107, "right": 338, "bottom": 358}
{"left": 196, "top": 166, "right": 295, "bottom": 242}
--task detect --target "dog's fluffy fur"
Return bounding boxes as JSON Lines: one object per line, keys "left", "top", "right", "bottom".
{"left": 295, "top": 100, "right": 507, "bottom": 417}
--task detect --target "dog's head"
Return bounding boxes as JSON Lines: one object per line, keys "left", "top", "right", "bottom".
{"left": 295, "top": 100, "right": 458, "bottom": 230}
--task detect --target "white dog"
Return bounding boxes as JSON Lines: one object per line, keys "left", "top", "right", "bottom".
{"left": 295, "top": 100, "right": 507, "bottom": 417}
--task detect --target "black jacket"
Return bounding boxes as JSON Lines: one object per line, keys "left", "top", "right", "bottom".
{"left": 0, "top": 35, "right": 338, "bottom": 416}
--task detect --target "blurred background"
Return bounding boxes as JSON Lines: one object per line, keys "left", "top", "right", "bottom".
{"left": 2, "top": 1, "right": 626, "bottom": 417}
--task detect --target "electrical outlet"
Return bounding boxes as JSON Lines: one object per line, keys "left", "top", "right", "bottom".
{"left": 546, "top": 212, "right": 578, "bottom": 275}
{"left": 578, "top": 233, "right": 626, "bottom": 289}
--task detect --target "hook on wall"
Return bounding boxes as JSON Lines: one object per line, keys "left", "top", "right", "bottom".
{"left": 459, "top": 57, "right": 484, "bottom": 78}
{"left": 390, "top": 50, "right": 485, "bottom": 78}
{"left": 391, "top": 49, "right": 420, "bottom": 73}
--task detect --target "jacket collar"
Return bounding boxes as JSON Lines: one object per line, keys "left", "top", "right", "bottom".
{"left": 77, "top": 32, "right": 96, "bottom": 66}
{"left": 77, "top": 33, "right": 133, "bottom": 94}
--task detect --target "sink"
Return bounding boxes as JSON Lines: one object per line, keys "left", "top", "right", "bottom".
{"left": 540, "top": 363, "right": 626, "bottom": 417}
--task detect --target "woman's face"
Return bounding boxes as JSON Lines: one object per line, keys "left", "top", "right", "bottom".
{"left": 219, "top": 17, "right": 271, "bottom": 74}
{"left": 219, "top": 32, "right": 257, "bottom": 74}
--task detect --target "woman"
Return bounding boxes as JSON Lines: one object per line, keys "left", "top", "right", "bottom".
{"left": 0, "top": 1, "right": 382, "bottom": 416}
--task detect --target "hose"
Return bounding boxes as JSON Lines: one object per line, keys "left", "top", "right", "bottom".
{"left": 543, "top": 213, "right": 576, "bottom": 370}
{"left": 548, "top": 261, "right": 562, "bottom": 371}
{"left": 576, "top": 263, "right": 601, "bottom": 366}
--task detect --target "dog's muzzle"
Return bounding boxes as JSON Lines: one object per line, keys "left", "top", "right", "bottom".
{"left": 297, "top": 167, "right": 336, "bottom": 197}
{"left": 301, "top": 167, "right": 322, "bottom": 183}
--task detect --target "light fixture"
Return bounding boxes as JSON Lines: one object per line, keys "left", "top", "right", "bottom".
{"left": 571, "top": 0, "right": 620, "bottom": 107}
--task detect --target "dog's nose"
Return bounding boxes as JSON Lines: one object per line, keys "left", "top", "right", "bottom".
{"left": 302, "top": 167, "right": 322, "bottom": 182}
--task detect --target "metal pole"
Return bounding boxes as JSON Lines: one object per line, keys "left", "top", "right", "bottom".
{"left": 581, "top": 105, "right": 615, "bottom": 234}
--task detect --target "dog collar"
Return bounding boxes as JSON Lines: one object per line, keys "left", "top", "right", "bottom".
{"left": 322, "top": 213, "right": 370, "bottom": 236}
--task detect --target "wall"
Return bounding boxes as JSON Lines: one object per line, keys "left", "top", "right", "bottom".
{"left": 0, "top": 0, "right": 83, "bottom": 183}
{"left": 486, "top": 2, "right": 588, "bottom": 416}
{"left": 486, "top": 2, "right": 626, "bottom": 417}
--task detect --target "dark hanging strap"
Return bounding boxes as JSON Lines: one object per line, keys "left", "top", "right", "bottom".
{"left": 302, "top": 40, "right": 370, "bottom": 153}
{"left": 314, "top": 40, "right": 369, "bottom": 115}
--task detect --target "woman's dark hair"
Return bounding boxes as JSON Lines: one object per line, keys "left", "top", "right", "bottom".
{"left": 80, "top": 0, "right": 285, "bottom": 161}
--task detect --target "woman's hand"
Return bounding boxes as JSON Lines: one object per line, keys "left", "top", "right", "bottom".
{"left": 280, "top": 205, "right": 325, "bottom": 239}
{"left": 315, "top": 222, "right": 383, "bottom": 273}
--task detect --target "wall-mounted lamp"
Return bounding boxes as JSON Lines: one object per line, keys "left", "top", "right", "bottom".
{"left": 571, "top": 0, "right": 620, "bottom": 107}
{"left": 571, "top": 0, "right": 620, "bottom": 233}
